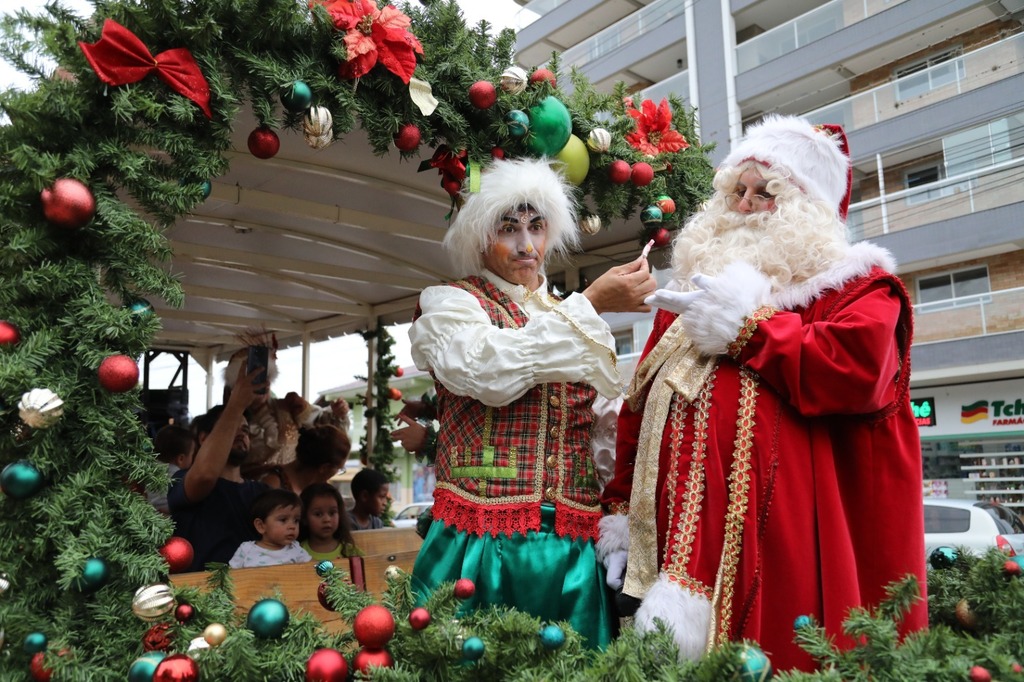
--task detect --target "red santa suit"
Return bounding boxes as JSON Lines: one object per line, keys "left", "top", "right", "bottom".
{"left": 600, "top": 244, "right": 927, "bottom": 671}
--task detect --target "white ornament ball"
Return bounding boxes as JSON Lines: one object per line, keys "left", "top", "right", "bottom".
{"left": 385, "top": 565, "right": 401, "bottom": 580}
{"left": 586, "top": 128, "right": 612, "bottom": 153}
{"left": 579, "top": 215, "right": 602, "bottom": 235}
{"left": 132, "top": 583, "right": 176, "bottom": 622}
{"left": 187, "top": 636, "right": 211, "bottom": 654}
{"left": 500, "top": 66, "right": 527, "bottom": 94}
{"left": 303, "top": 106, "right": 334, "bottom": 150}
{"left": 18, "top": 388, "right": 64, "bottom": 429}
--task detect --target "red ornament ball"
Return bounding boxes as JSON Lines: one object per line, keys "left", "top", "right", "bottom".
{"left": 530, "top": 68, "right": 556, "bottom": 87}
{"left": 453, "top": 578, "right": 476, "bottom": 600}
{"left": 1005, "top": 559, "right": 1022, "bottom": 577}
{"left": 388, "top": 387, "right": 402, "bottom": 401}
{"left": 394, "top": 124, "right": 421, "bottom": 152}
{"left": 441, "top": 177, "right": 462, "bottom": 198}
{"left": 631, "top": 162, "right": 655, "bottom": 186}
{"left": 1014, "top": 663, "right": 1023, "bottom": 673}
{"left": 969, "top": 666, "right": 992, "bottom": 682}
{"left": 651, "top": 227, "right": 672, "bottom": 249}
{"left": 142, "top": 623, "right": 173, "bottom": 652}
{"left": 655, "top": 195, "right": 676, "bottom": 215}
{"left": 40, "top": 178, "right": 96, "bottom": 230}
{"left": 468, "top": 80, "right": 497, "bottom": 109}
{"left": 607, "top": 160, "right": 631, "bottom": 184}
{"left": 159, "top": 536, "right": 194, "bottom": 574}
{"left": 0, "top": 320, "right": 21, "bottom": 346}
{"left": 491, "top": 146, "right": 505, "bottom": 159}
{"left": 317, "top": 581, "right": 335, "bottom": 611}
{"left": 153, "top": 654, "right": 200, "bottom": 682}
{"left": 306, "top": 648, "right": 348, "bottom": 682}
{"left": 29, "top": 652, "right": 52, "bottom": 682}
{"left": 352, "top": 605, "right": 396, "bottom": 648}
{"left": 247, "top": 126, "right": 281, "bottom": 159}
{"left": 98, "top": 354, "right": 139, "bottom": 392}
{"left": 394, "top": 366, "right": 404, "bottom": 377}
{"left": 408, "top": 607, "right": 431, "bottom": 630}
{"left": 174, "top": 603, "right": 195, "bottom": 623}
{"left": 352, "top": 648, "right": 393, "bottom": 675}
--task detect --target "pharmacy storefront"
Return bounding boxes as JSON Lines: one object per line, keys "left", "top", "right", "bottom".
{"left": 913, "top": 378, "right": 1024, "bottom": 510}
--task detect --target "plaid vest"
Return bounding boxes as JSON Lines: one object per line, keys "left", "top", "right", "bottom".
{"left": 421, "top": 276, "right": 603, "bottom": 541}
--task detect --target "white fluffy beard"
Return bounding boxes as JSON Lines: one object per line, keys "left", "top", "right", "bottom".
{"left": 672, "top": 176, "right": 849, "bottom": 292}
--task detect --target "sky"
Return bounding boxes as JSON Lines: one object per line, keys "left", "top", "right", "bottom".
{"left": 1, "top": 0, "right": 527, "bottom": 418}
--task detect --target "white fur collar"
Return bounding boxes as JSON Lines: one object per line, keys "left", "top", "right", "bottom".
{"left": 769, "top": 241, "right": 896, "bottom": 311}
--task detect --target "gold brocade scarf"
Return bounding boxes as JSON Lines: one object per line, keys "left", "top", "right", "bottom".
{"left": 623, "top": 317, "right": 717, "bottom": 599}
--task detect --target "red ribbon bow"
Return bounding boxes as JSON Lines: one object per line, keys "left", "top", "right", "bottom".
{"left": 79, "top": 19, "right": 212, "bottom": 119}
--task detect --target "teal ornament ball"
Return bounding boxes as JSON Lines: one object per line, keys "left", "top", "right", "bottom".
{"left": 281, "top": 81, "right": 313, "bottom": 112}
{"left": 793, "top": 615, "right": 811, "bottom": 630}
{"left": 526, "top": 96, "right": 572, "bottom": 156}
{"left": 1, "top": 460, "right": 44, "bottom": 500}
{"left": 247, "top": 598, "right": 289, "bottom": 638}
{"left": 506, "top": 110, "right": 530, "bottom": 138}
{"left": 127, "top": 299, "right": 154, "bottom": 318}
{"left": 23, "top": 631, "right": 47, "bottom": 654}
{"left": 641, "top": 205, "right": 664, "bottom": 226}
{"left": 76, "top": 557, "right": 110, "bottom": 593}
{"left": 735, "top": 644, "right": 774, "bottom": 682}
{"left": 929, "top": 546, "right": 958, "bottom": 570}
{"left": 128, "top": 651, "right": 167, "bottom": 682}
{"left": 315, "top": 559, "right": 335, "bottom": 577}
{"left": 539, "top": 624, "right": 566, "bottom": 649}
{"left": 200, "top": 180, "right": 212, "bottom": 199}
{"left": 462, "top": 636, "right": 485, "bottom": 661}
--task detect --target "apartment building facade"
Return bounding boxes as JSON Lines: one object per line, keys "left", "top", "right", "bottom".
{"left": 513, "top": 0, "right": 1024, "bottom": 508}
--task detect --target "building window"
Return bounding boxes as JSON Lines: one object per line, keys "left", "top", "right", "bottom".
{"left": 917, "top": 266, "right": 990, "bottom": 309}
{"left": 904, "top": 164, "right": 956, "bottom": 205}
{"left": 894, "top": 49, "right": 965, "bottom": 101}
{"left": 613, "top": 330, "right": 634, "bottom": 356}
{"left": 943, "top": 112, "right": 1024, "bottom": 176}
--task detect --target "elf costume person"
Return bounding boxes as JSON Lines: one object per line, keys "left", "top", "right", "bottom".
{"left": 598, "top": 114, "right": 928, "bottom": 670}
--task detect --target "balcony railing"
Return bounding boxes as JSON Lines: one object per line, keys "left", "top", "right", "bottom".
{"left": 736, "top": 0, "right": 907, "bottom": 73}
{"left": 803, "top": 32, "right": 1024, "bottom": 134}
{"left": 558, "top": 0, "right": 683, "bottom": 70}
{"left": 913, "top": 287, "right": 1024, "bottom": 345}
{"left": 641, "top": 69, "right": 691, "bottom": 108}
{"left": 847, "top": 157, "right": 1024, "bottom": 241}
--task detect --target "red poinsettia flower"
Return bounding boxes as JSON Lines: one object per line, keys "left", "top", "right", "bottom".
{"left": 625, "top": 98, "right": 689, "bottom": 156}
{"left": 318, "top": 0, "right": 424, "bottom": 84}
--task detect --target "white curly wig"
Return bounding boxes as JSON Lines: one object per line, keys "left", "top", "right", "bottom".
{"left": 442, "top": 158, "right": 579, "bottom": 277}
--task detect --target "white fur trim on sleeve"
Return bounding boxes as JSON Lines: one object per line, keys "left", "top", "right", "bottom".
{"left": 634, "top": 573, "right": 712, "bottom": 661}
{"left": 682, "top": 261, "right": 771, "bottom": 356}
{"left": 595, "top": 513, "right": 630, "bottom": 561}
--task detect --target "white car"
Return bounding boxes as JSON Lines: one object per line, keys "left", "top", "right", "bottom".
{"left": 392, "top": 502, "right": 433, "bottom": 529}
{"left": 924, "top": 498, "right": 1024, "bottom": 559}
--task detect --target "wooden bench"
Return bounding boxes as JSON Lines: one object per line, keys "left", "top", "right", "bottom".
{"left": 172, "top": 528, "right": 422, "bottom": 633}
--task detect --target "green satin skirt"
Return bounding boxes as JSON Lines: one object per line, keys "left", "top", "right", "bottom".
{"left": 411, "top": 503, "right": 615, "bottom": 649}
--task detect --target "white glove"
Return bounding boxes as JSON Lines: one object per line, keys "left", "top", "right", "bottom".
{"left": 604, "top": 550, "right": 628, "bottom": 590}
{"left": 644, "top": 288, "right": 705, "bottom": 315}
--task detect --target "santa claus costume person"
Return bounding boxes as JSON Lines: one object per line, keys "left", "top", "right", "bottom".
{"left": 598, "top": 114, "right": 927, "bottom": 671}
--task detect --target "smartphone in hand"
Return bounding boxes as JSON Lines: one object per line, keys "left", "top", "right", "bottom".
{"left": 247, "top": 345, "right": 270, "bottom": 394}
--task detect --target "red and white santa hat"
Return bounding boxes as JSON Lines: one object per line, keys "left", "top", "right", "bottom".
{"left": 721, "top": 114, "right": 853, "bottom": 220}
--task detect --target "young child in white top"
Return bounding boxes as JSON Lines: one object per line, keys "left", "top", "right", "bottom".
{"left": 229, "top": 488, "right": 311, "bottom": 568}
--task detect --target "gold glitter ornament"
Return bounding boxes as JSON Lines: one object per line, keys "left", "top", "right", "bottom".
{"left": 500, "top": 66, "right": 527, "bottom": 94}
{"left": 303, "top": 106, "right": 334, "bottom": 150}
{"left": 579, "top": 215, "right": 602, "bottom": 235}
{"left": 955, "top": 598, "right": 978, "bottom": 630}
{"left": 132, "top": 584, "right": 176, "bottom": 622}
{"left": 203, "top": 623, "right": 228, "bottom": 646}
{"left": 586, "top": 128, "right": 611, "bottom": 153}
{"left": 18, "top": 389, "right": 64, "bottom": 429}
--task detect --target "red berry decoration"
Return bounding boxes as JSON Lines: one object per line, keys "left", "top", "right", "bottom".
{"left": 352, "top": 648, "right": 393, "bottom": 675}
{"left": 153, "top": 654, "right": 200, "bottom": 682}
{"left": 98, "top": 354, "right": 139, "bottom": 392}
{"left": 1013, "top": 663, "right": 1023, "bottom": 673}
{"left": 317, "top": 581, "right": 335, "bottom": 611}
{"left": 970, "top": 666, "right": 992, "bottom": 682}
{"left": 454, "top": 578, "right": 476, "bottom": 599}
{"left": 607, "top": 160, "right": 631, "bottom": 184}
{"left": 352, "top": 605, "right": 395, "bottom": 648}
{"left": 651, "top": 227, "right": 672, "bottom": 248}
{"left": 247, "top": 126, "right": 280, "bottom": 159}
{"left": 40, "top": 178, "right": 96, "bottom": 230}
{"left": 159, "top": 536, "right": 194, "bottom": 574}
{"left": 305, "top": 648, "right": 348, "bottom": 682}
{"left": 174, "top": 603, "right": 195, "bottom": 623}
{"left": 530, "top": 68, "right": 556, "bottom": 87}
{"left": 631, "top": 162, "right": 654, "bottom": 186}
{"left": 491, "top": 146, "right": 505, "bottom": 159}
{"left": 394, "top": 124, "right": 421, "bottom": 152}
{"left": 408, "top": 607, "right": 431, "bottom": 630}
{"left": 29, "top": 652, "right": 52, "bottom": 682}
{"left": 442, "top": 177, "right": 462, "bottom": 198}
{"left": 468, "top": 80, "right": 497, "bottom": 109}
{"left": 0, "top": 320, "right": 21, "bottom": 346}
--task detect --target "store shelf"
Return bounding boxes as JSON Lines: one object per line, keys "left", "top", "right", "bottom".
{"left": 960, "top": 453, "right": 1024, "bottom": 508}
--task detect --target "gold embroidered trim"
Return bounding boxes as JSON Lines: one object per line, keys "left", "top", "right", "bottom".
{"left": 550, "top": 305, "right": 619, "bottom": 371}
{"left": 727, "top": 306, "right": 776, "bottom": 359}
{"left": 706, "top": 369, "right": 759, "bottom": 650}
{"left": 625, "top": 316, "right": 689, "bottom": 412}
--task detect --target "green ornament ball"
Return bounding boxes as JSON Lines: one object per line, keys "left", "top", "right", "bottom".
{"left": 128, "top": 651, "right": 167, "bottom": 682}
{"left": 281, "top": 81, "right": 313, "bottom": 112}
{"left": 526, "top": 96, "right": 572, "bottom": 156}
{"left": 539, "top": 624, "right": 566, "bottom": 649}
{"left": 462, "top": 636, "right": 485, "bottom": 661}
{"left": 506, "top": 110, "right": 530, "bottom": 138}
{"left": 1, "top": 460, "right": 44, "bottom": 500}
{"left": 23, "top": 631, "right": 47, "bottom": 654}
{"left": 735, "top": 644, "right": 774, "bottom": 682}
{"left": 929, "top": 546, "right": 958, "bottom": 570}
{"left": 315, "top": 559, "right": 335, "bottom": 577}
{"left": 76, "top": 557, "right": 110, "bottom": 593}
{"left": 641, "top": 205, "right": 664, "bottom": 225}
{"left": 553, "top": 134, "right": 590, "bottom": 185}
{"left": 247, "top": 598, "right": 289, "bottom": 638}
